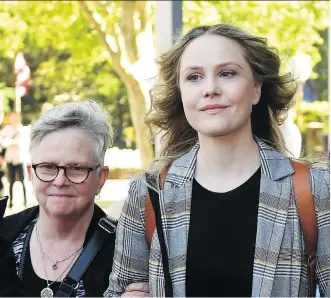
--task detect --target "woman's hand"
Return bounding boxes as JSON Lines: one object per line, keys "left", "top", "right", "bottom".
{"left": 122, "top": 282, "right": 150, "bottom": 297}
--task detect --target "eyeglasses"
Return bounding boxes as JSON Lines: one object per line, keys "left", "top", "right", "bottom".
{"left": 32, "top": 163, "right": 100, "bottom": 184}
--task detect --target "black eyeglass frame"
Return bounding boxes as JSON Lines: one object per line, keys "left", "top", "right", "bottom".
{"left": 31, "top": 163, "right": 100, "bottom": 184}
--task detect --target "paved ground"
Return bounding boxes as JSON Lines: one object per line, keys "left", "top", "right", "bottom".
{"left": 3, "top": 178, "right": 128, "bottom": 219}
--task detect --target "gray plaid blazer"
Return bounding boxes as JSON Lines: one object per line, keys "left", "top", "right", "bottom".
{"left": 104, "top": 138, "right": 330, "bottom": 297}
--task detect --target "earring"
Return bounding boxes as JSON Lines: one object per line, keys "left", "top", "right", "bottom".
{"left": 31, "top": 189, "right": 36, "bottom": 200}
{"left": 95, "top": 194, "right": 100, "bottom": 200}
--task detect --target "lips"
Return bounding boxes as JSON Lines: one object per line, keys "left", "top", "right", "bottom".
{"left": 200, "top": 104, "right": 229, "bottom": 111}
{"left": 200, "top": 104, "right": 229, "bottom": 114}
{"left": 49, "top": 194, "right": 74, "bottom": 197}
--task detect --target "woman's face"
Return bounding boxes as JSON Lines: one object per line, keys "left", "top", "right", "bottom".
{"left": 179, "top": 34, "right": 261, "bottom": 138}
{"left": 31, "top": 128, "right": 109, "bottom": 218}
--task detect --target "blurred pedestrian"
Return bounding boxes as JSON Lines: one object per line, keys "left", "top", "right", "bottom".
{"left": 1, "top": 112, "right": 27, "bottom": 208}
{"left": 0, "top": 149, "right": 5, "bottom": 196}
{"left": 279, "top": 109, "right": 302, "bottom": 158}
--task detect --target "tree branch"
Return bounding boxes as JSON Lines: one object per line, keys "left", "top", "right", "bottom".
{"left": 79, "top": 2, "right": 115, "bottom": 55}
{"left": 93, "top": 1, "right": 121, "bottom": 51}
{"left": 79, "top": 1, "right": 127, "bottom": 79}
{"left": 135, "top": 1, "right": 147, "bottom": 33}
{"left": 119, "top": 1, "right": 138, "bottom": 63}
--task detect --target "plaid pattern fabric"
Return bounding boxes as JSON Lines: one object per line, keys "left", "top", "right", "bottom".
{"left": 104, "top": 137, "right": 330, "bottom": 297}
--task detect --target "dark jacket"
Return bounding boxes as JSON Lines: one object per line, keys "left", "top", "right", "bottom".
{"left": 0, "top": 234, "right": 23, "bottom": 296}
{"left": 1, "top": 204, "right": 117, "bottom": 297}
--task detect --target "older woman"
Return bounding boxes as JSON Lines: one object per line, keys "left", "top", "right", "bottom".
{"left": 1, "top": 100, "right": 148, "bottom": 297}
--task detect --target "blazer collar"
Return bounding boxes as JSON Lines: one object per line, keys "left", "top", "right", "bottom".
{"left": 167, "top": 136, "right": 294, "bottom": 187}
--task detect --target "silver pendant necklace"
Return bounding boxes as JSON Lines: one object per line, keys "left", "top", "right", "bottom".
{"left": 40, "top": 286, "right": 54, "bottom": 298}
{"left": 39, "top": 247, "right": 82, "bottom": 298}
{"left": 35, "top": 220, "right": 83, "bottom": 297}
{"left": 36, "top": 221, "right": 83, "bottom": 270}
{"left": 39, "top": 263, "right": 59, "bottom": 298}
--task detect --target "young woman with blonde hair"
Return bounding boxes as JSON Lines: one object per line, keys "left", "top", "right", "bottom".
{"left": 105, "top": 24, "right": 329, "bottom": 297}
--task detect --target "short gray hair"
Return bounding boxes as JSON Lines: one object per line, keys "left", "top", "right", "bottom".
{"left": 29, "top": 100, "right": 114, "bottom": 165}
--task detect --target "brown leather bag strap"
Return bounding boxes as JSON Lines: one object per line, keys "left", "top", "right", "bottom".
{"left": 145, "top": 167, "right": 169, "bottom": 246}
{"left": 291, "top": 160, "right": 317, "bottom": 297}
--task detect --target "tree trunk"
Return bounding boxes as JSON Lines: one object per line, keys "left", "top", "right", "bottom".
{"left": 125, "top": 77, "right": 154, "bottom": 166}
{"left": 79, "top": 1, "right": 154, "bottom": 167}
{"left": 110, "top": 55, "right": 154, "bottom": 167}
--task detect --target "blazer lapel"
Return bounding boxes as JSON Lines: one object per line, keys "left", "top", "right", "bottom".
{"left": 252, "top": 138, "right": 295, "bottom": 297}
{"left": 160, "top": 182, "right": 193, "bottom": 296}
{"left": 159, "top": 144, "right": 198, "bottom": 297}
{"left": 252, "top": 173, "right": 292, "bottom": 297}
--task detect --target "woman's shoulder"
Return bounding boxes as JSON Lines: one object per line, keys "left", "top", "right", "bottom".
{"left": 309, "top": 163, "right": 329, "bottom": 175}
{"left": 1, "top": 206, "right": 39, "bottom": 242}
{"left": 309, "top": 163, "right": 329, "bottom": 196}
{"left": 129, "top": 171, "right": 155, "bottom": 194}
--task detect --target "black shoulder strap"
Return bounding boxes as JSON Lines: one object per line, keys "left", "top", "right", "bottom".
{"left": 145, "top": 167, "right": 169, "bottom": 246}
{"left": 55, "top": 216, "right": 117, "bottom": 297}
{"left": 148, "top": 187, "right": 173, "bottom": 297}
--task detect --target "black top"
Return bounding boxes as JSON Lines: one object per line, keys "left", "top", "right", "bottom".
{"left": 1, "top": 204, "right": 117, "bottom": 297}
{"left": 186, "top": 167, "right": 261, "bottom": 297}
{"left": 24, "top": 245, "right": 62, "bottom": 296}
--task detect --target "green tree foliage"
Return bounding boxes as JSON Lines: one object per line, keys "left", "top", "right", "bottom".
{"left": 0, "top": 1, "right": 134, "bottom": 148}
{"left": 312, "top": 29, "right": 328, "bottom": 101}
{"left": 184, "top": 1, "right": 329, "bottom": 70}
{"left": 0, "top": 1, "right": 329, "bottom": 161}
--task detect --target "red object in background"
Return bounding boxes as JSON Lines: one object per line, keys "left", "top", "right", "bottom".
{"left": 14, "top": 52, "right": 31, "bottom": 98}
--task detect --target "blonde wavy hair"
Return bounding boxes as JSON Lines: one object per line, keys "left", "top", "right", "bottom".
{"left": 145, "top": 24, "right": 297, "bottom": 170}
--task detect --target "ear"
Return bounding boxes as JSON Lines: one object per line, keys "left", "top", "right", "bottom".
{"left": 27, "top": 165, "right": 32, "bottom": 180}
{"left": 96, "top": 166, "right": 109, "bottom": 195}
{"left": 252, "top": 81, "right": 262, "bottom": 105}
{"left": 30, "top": 167, "right": 35, "bottom": 183}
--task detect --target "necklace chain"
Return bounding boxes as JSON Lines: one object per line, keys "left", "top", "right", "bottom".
{"left": 35, "top": 219, "right": 84, "bottom": 269}
{"left": 41, "top": 246, "right": 81, "bottom": 288}
{"left": 35, "top": 220, "right": 83, "bottom": 297}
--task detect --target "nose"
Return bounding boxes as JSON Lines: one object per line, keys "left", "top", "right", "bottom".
{"left": 202, "top": 77, "right": 221, "bottom": 98}
{"left": 52, "top": 168, "right": 70, "bottom": 186}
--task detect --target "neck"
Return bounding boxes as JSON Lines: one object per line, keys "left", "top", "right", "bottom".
{"left": 37, "top": 204, "right": 94, "bottom": 242}
{"left": 196, "top": 124, "right": 260, "bottom": 177}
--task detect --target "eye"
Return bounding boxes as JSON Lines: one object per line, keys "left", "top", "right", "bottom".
{"left": 220, "top": 71, "right": 235, "bottom": 78}
{"left": 39, "top": 163, "right": 56, "bottom": 170}
{"left": 68, "top": 165, "right": 86, "bottom": 172}
{"left": 36, "top": 163, "right": 57, "bottom": 174}
{"left": 68, "top": 165, "right": 87, "bottom": 173}
{"left": 187, "top": 74, "right": 203, "bottom": 82}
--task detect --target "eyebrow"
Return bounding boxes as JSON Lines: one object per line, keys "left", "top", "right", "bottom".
{"left": 182, "top": 62, "right": 244, "bottom": 74}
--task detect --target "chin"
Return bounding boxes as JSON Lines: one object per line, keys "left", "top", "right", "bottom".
{"left": 49, "top": 201, "right": 93, "bottom": 218}
{"left": 196, "top": 120, "right": 250, "bottom": 138}
{"left": 47, "top": 204, "right": 75, "bottom": 217}
{"left": 197, "top": 127, "right": 232, "bottom": 138}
